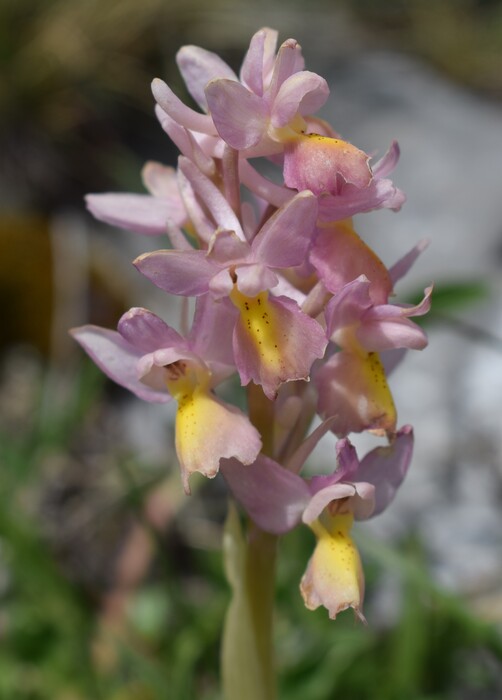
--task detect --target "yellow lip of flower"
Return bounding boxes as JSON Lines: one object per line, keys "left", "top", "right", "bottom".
{"left": 301, "top": 511, "right": 366, "bottom": 622}
{"left": 164, "top": 358, "right": 262, "bottom": 493}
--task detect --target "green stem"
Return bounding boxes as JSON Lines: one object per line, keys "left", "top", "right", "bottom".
{"left": 244, "top": 524, "right": 278, "bottom": 698}
{"left": 221, "top": 380, "right": 318, "bottom": 697}
{"left": 221, "top": 507, "right": 278, "bottom": 700}
{"left": 221, "top": 385, "right": 279, "bottom": 700}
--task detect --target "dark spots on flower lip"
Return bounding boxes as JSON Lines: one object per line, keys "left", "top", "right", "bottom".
{"left": 166, "top": 360, "right": 187, "bottom": 380}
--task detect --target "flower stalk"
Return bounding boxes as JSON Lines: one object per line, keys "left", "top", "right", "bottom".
{"left": 222, "top": 507, "right": 278, "bottom": 700}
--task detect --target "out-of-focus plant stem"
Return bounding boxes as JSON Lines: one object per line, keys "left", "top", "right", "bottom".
{"left": 221, "top": 385, "right": 279, "bottom": 700}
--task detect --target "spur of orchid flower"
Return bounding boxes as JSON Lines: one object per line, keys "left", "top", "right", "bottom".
{"left": 73, "top": 26, "right": 431, "bottom": 627}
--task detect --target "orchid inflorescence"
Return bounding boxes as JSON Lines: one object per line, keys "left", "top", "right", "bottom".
{"left": 72, "top": 27, "right": 431, "bottom": 622}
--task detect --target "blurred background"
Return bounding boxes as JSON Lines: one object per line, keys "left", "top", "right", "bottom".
{"left": 1, "top": 0, "right": 502, "bottom": 698}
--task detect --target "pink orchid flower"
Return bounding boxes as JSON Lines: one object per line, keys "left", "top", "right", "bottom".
{"left": 71, "top": 296, "right": 261, "bottom": 492}
{"left": 222, "top": 422, "right": 414, "bottom": 621}
{"left": 316, "top": 276, "right": 432, "bottom": 436}
{"left": 134, "top": 159, "right": 327, "bottom": 399}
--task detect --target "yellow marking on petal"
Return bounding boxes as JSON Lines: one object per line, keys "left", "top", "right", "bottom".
{"left": 298, "top": 132, "right": 369, "bottom": 164}
{"left": 360, "top": 352, "right": 397, "bottom": 435}
{"left": 229, "top": 287, "right": 285, "bottom": 375}
{"left": 175, "top": 387, "right": 218, "bottom": 460}
{"left": 269, "top": 114, "right": 308, "bottom": 144}
{"left": 165, "top": 361, "right": 215, "bottom": 474}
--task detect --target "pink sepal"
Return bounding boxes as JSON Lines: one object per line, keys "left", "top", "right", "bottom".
{"left": 240, "top": 28, "right": 279, "bottom": 95}
{"left": 205, "top": 78, "right": 269, "bottom": 149}
{"left": 151, "top": 78, "right": 217, "bottom": 135}
{"left": 221, "top": 455, "right": 310, "bottom": 534}
{"left": 176, "top": 45, "right": 237, "bottom": 111}
{"left": 85, "top": 194, "right": 180, "bottom": 237}
{"left": 271, "top": 71, "right": 329, "bottom": 127}
{"left": 70, "top": 325, "right": 170, "bottom": 403}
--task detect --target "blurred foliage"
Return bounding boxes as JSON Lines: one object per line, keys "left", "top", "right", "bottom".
{"left": 1, "top": 0, "right": 501, "bottom": 211}
{"left": 352, "top": 0, "right": 502, "bottom": 98}
{"left": 0, "top": 352, "right": 501, "bottom": 699}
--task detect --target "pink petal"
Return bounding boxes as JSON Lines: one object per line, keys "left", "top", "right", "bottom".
{"left": 271, "top": 71, "right": 329, "bottom": 127}
{"left": 155, "top": 107, "right": 216, "bottom": 177}
{"left": 310, "top": 222, "right": 392, "bottom": 303}
{"left": 141, "top": 162, "right": 178, "bottom": 198}
{"left": 176, "top": 166, "right": 214, "bottom": 243}
{"left": 235, "top": 263, "right": 279, "bottom": 297}
{"left": 178, "top": 157, "right": 244, "bottom": 238}
{"left": 85, "top": 194, "right": 176, "bottom": 236}
{"left": 365, "top": 286, "right": 433, "bottom": 321}
{"left": 284, "top": 135, "right": 372, "bottom": 195}
{"left": 70, "top": 325, "right": 169, "bottom": 403}
{"left": 188, "top": 295, "right": 237, "bottom": 369}
{"left": 318, "top": 178, "right": 406, "bottom": 221}
{"left": 231, "top": 291, "right": 327, "bottom": 400}
{"left": 221, "top": 455, "right": 310, "bottom": 534}
{"left": 207, "top": 229, "right": 250, "bottom": 263}
{"left": 268, "top": 38, "right": 304, "bottom": 99}
{"left": 371, "top": 140, "right": 401, "bottom": 179}
{"left": 356, "top": 318, "right": 428, "bottom": 351}
{"left": 118, "top": 307, "right": 184, "bottom": 354}
{"left": 302, "top": 481, "right": 376, "bottom": 523}
{"left": 134, "top": 249, "right": 221, "bottom": 296}
{"left": 176, "top": 45, "right": 237, "bottom": 111}
{"left": 205, "top": 78, "right": 269, "bottom": 150}
{"left": 208, "top": 268, "right": 235, "bottom": 299}
{"left": 240, "top": 27, "right": 278, "bottom": 96}
{"left": 302, "top": 483, "right": 357, "bottom": 523}
{"left": 325, "top": 277, "right": 373, "bottom": 338}
{"left": 389, "top": 239, "right": 430, "bottom": 286}
{"left": 251, "top": 191, "right": 318, "bottom": 268}
{"left": 151, "top": 78, "right": 217, "bottom": 135}
{"left": 308, "top": 438, "right": 359, "bottom": 492}
{"left": 316, "top": 350, "right": 397, "bottom": 437}
{"left": 354, "top": 425, "right": 414, "bottom": 516}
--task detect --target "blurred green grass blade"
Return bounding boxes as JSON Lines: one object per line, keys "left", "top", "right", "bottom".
{"left": 359, "top": 533, "right": 502, "bottom": 655}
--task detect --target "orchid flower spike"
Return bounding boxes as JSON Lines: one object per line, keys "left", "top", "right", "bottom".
{"left": 77, "top": 26, "right": 432, "bottom": 637}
